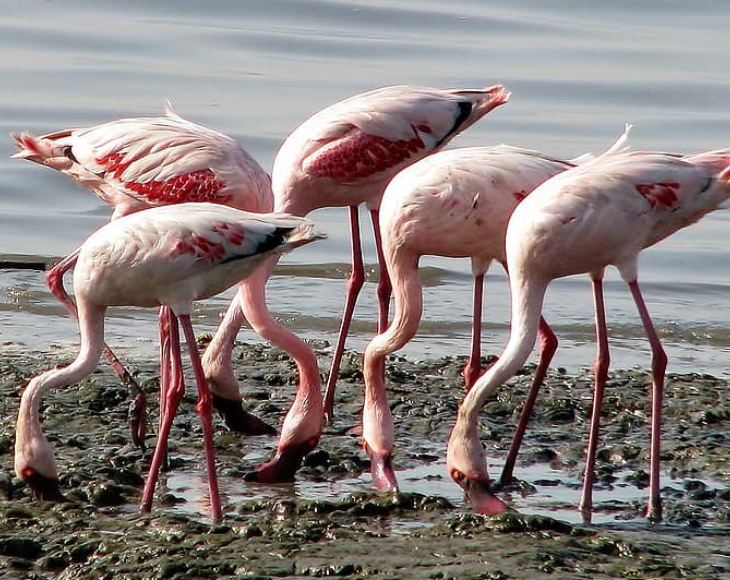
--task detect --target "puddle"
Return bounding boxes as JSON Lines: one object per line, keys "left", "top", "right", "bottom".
{"left": 150, "top": 453, "right": 730, "bottom": 531}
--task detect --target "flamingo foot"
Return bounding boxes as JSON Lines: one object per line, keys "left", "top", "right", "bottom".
{"left": 212, "top": 395, "right": 276, "bottom": 436}
{"left": 366, "top": 447, "right": 399, "bottom": 491}
{"left": 244, "top": 438, "right": 319, "bottom": 483}
{"left": 128, "top": 391, "right": 148, "bottom": 450}
{"left": 22, "top": 469, "right": 68, "bottom": 502}
{"left": 460, "top": 477, "right": 512, "bottom": 515}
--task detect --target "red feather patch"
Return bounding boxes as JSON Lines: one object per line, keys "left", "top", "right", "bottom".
{"left": 635, "top": 182, "right": 680, "bottom": 209}
{"left": 97, "top": 152, "right": 232, "bottom": 205}
{"left": 306, "top": 127, "right": 426, "bottom": 181}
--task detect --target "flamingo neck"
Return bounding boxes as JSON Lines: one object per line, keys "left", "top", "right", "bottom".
{"left": 16, "top": 305, "right": 105, "bottom": 479}
{"left": 236, "top": 262, "right": 322, "bottom": 444}
{"left": 363, "top": 250, "right": 422, "bottom": 389}
{"left": 460, "top": 275, "right": 547, "bottom": 425}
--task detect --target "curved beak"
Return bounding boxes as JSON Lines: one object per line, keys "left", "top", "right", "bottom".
{"left": 462, "top": 478, "right": 512, "bottom": 515}
{"left": 22, "top": 468, "right": 67, "bottom": 502}
{"left": 128, "top": 392, "right": 148, "bottom": 450}
{"left": 369, "top": 452, "right": 399, "bottom": 491}
{"left": 212, "top": 395, "right": 276, "bottom": 436}
{"left": 245, "top": 438, "right": 318, "bottom": 483}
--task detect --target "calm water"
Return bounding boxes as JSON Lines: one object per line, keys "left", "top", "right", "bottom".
{"left": 2, "top": 1, "right": 730, "bottom": 378}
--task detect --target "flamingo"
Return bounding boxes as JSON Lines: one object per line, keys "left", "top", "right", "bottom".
{"left": 446, "top": 146, "right": 730, "bottom": 522}
{"left": 361, "top": 145, "right": 580, "bottom": 490}
{"left": 212, "top": 84, "right": 510, "bottom": 430}
{"left": 11, "top": 103, "right": 275, "bottom": 445}
{"left": 13, "top": 203, "right": 324, "bottom": 524}
{"left": 14, "top": 84, "right": 509, "bottom": 483}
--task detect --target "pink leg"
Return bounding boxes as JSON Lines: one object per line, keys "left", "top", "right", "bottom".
{"left": 628, "top": 280, "right": 666, "bottom": 522}
{"left": 157, "top": 306, "right": 181, "bottom": 471}
{"left": 323, "top": 205, "right": 365, "bottom": 422}
{"left": 579, "top": 276, "right": 610, "bottom": 522}
{"left": 499, "top": 316, "right": 558, "bottom": 486}
{"left": 462, "top": 273, "right": 485, "bottom": 389}
{"left": 140, "top": 312, "right": 184, "bottom": 514}
{"left": 47, "top": 250, "right": 147, "bottom": 447}
{"left": 179, "top": 314, "right": 222, "bottom": 524}
{"left": 370, "top": 209, "right": 392, "bottom": 333}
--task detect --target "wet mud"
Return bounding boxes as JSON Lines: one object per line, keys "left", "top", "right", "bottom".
{"left": 0, "top": 340, "right": 729, "bottom": 579}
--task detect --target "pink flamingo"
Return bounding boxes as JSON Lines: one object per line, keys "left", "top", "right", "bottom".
{"left": 202, "top": 84, "right": 511, "bottom": 483}
{"left": 269, "top": 84, "right": 511, "bottom": 423}
{"left": 15, "top": 84, "right": 508, "bottom": 484}
{"left": 11, "top": 103, "right": 275, "bottom": 444}
{"left": 361, "top": 145, "right": 581, "bottom": 490}
{"left": 13, "top": 202, "right": 324, "bottom": 524}
{"left": 446, "top": 146, "right": 730, "bottom": 522}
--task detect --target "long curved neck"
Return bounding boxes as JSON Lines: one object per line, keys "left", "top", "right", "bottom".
{"left": 16, "top": 303, "right": 105, "bottom": 478}
{"left": 236, "top": 258, "right": 322, "bottom": 444}
{"left": 363, "top": 250, "right": 422, "bottom": 396}
{"left": 459, "top": 273, "right": 547, "bottom": 425}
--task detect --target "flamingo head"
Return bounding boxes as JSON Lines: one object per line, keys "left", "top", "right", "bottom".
{"left": 212, "top": 394, "right": 276, "bottom": 436}
{"left": 447, "top": 420, "right": 510, "bottom": 515}
{"left": 17, "top": 467, "right": 67, "bottom": 502}
{"left": 245, "top": 363, "right": 324, "bottom": 483}
{"left": 14, "top": 424, "right": 66, "bottom": 502}
{"left": 245, "top": 435, "right": 320, "bottom": 483}
{"left": 364, "top": 442, "right": 399, "bottom": 491}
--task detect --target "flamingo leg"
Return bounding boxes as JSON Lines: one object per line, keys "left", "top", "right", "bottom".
{"left": 140, "top": 312, "right": 184, "bottom": 515}
{"left": 179, "top": 314, "right": 223, "bottom": 524}
{"left": 47, "top": 250, "right": 147, "bottom": 447}
{"left": 157, "top": 306, "right": 180, "bottom": 471}
{"left": 462, "top": 273, "right": 485, "bottom": 389}
{"left": 499, "top": 316, "right": 558, "bottom": 486}
{"left": 370, "top": 209, "right": 392, "bottom": 333}
{"left": 579, "top": 275, "right": 610, "bottom": 522}
{"left": 627, "top": 280, "right": 666, "bottom": 523}
{"left": 323, "top": 205, "right": 365, "bottom": 422}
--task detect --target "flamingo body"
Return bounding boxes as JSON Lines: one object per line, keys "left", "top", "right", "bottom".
{"left": 447, "top": 147, "right": 730, "bottom": 520}
{"left": 14, "top": 203, "right": 323, "bottom": 523}
{"left": 274, "top": 85, "right": 510, "bottom": 214}
{"left": 269, "top": 84, "right": 510, "bottom": 422}
{"left": 75, "top": 205, "right": 300, "bottom": 310}
{"left": 362, "top": 145, "right": 573, "bottom": 489}
{"left": 12, "top": 102, "right": 272, "bottom": 217}
{"left": 379, "top": 145, "right": 573, "bottom": 264}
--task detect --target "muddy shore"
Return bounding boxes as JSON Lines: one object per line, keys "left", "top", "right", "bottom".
{"left": 1, "top": 340, "right": 729, "bottom": 579}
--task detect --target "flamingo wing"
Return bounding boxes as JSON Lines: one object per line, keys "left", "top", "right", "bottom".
{"left": 13, "top": 106, "right": 271, "bottom": 213}
{"left": 299, "top": 85, "right": 509, "bottom": 184}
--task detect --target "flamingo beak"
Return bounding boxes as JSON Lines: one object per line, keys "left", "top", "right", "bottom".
{"left": 21, "top": 468, "right": 67, "bottom": 503}
{"left": 212, "top": 395, "right": 276, "bottom": 436}
{"left": 462, "top": 477, "right": 512, "bottom": 515}
{"left": 369, "top": 451, "right": 399, "bottom": 491}
{"left": 245, "top": 437, "right": 319, "bottom": 483}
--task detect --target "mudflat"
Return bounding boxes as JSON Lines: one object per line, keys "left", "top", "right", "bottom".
{"left": 1, "top": 341, "right": 728, "bottom": 579}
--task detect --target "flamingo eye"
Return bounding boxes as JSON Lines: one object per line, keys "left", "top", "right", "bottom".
{"left": 451, "top": 469, "right": 465, "bottom": 483}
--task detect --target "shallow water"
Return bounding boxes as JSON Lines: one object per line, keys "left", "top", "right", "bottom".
{"left": 2, "top": 1, "right": 730, "bottom": 378}
{"left": 166, "top": 458, "right": 730, "bottom": 529}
